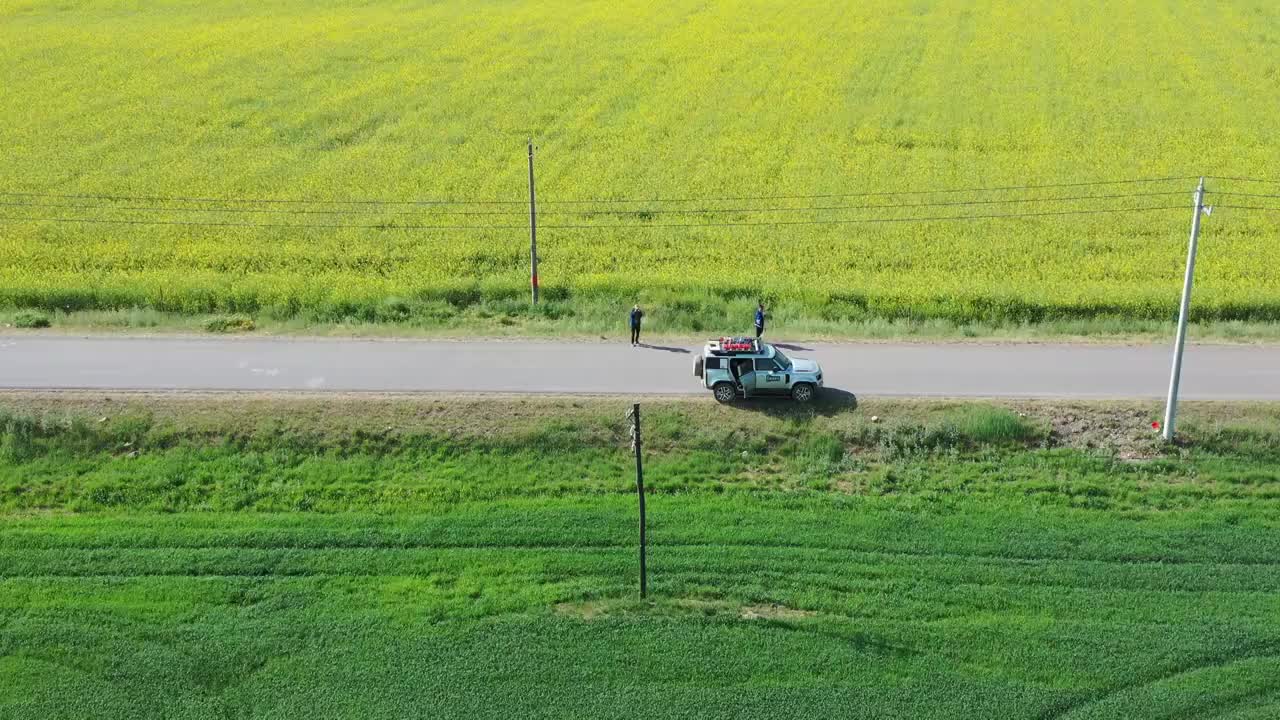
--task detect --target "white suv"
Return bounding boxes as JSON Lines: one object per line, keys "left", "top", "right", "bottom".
{"left": 693, "top": 337, "right": 823, "bottom": 403}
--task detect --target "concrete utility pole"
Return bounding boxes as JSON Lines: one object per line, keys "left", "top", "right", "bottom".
{"left": 1162, "top": 177, "right": 1208, "bottom": 442}
{"left": 527, "top": 139, "right": 539, "bottom": 304}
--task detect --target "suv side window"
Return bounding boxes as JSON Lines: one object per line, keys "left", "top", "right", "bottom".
{"left": 705, "top": 357, "right": 722, "bottom": 370}
{"left": 755, "top": 358, "right": 781, "bottom": 372}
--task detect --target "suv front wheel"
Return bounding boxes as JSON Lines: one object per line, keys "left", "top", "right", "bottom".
{"left": 791, "top": 383, "right": 815, "bottom": 403}
{"left": 713, "top": 382, "right": 737, "bottom": 404}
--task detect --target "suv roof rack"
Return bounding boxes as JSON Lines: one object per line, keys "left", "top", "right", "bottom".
{"left": 708, "top": 336, "right": 760, "bottom": 355}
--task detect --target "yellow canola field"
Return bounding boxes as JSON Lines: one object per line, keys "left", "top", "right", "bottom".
{"left": 1, "top": 0, "right": 1277, "bottom": 323}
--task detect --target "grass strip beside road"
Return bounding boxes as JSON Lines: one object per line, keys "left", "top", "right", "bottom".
{"left": 6, "top": 306, "right": 1280, "bottom": 344}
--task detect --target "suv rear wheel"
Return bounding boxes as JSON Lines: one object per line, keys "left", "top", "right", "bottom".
{"left": 791, "top": 383, "right": 815, "bottom": 403}
{"left": 713, "top": 382, "right": 737, "bottom": 404}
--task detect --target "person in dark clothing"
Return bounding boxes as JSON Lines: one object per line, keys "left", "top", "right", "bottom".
{"left": 755, "top": 303, "right": 766, "bottom": 339}
{"left": 629, "top": 305, "right": 644, "bottom": 346}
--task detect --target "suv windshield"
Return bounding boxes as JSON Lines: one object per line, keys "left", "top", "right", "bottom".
{"left": 771, "top": 348, "right": 792, "bottom": 369}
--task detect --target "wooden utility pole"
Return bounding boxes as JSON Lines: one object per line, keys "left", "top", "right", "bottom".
{"left": 527, "top": 139, "right": 539, "bottom": 304}
{"left": 627, "top": 403, "right": 647, "bottom": 598}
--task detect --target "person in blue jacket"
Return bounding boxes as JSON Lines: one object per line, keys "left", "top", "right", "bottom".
{"left": 629, "top": 305, "right": 644, "bottom": 346}
{"left": 754, "top": 303, "right": 767, "bottom": 339}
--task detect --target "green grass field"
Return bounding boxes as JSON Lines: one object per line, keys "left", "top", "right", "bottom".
{"left": 3, "top": 395, "right": 1280, "bottom": 718}
{"left": 2, "top": 0, "right": 1279, "bottom": 334}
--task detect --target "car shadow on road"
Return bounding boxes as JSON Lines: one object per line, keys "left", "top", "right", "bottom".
{"left": 639, "top": 343, "right": 691, "bottom": 354}
{"left": 726, "top": 387, "right": 858, "bottom": 419}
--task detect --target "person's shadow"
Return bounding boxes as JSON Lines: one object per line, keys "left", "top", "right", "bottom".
{"left": 638, "top": 343, "right": 691, "bottom": 354}
{"left": 772, "top": 342, "right": 813, "bottom": 352}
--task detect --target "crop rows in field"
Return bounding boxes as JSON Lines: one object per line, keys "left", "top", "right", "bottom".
{"left": 4, "top": 500, "right": 1280, "bottom": 719}
{"left": 1, "top": 0, "right": 1278, "bottom": 324}
{"left": 3, "top": 179, "right": 1278, "bottom": 324}
{"left": 3, "top": 397, "right": 1280, "bottom": 717}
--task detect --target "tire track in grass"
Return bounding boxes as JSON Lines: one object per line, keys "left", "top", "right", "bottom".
{"left": 1171, "top": 682, "right": 1280, "bottom": 720}
{"left": 1038, "top": 639, "right": 1280, "bottom": 720}
{"left": 7, "top": 563, "right": 1280, "bottom": 606}
{"left": 5, "top": 537, "right": 1280, "bottom": 569}
{"left": 1205, "top": 688, "right": 1280, "bottom": 720}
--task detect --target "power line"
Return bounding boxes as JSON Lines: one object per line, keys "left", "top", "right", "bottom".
{"left": 0, "top": 199, "right": 530, "bottom": 217}
{"left": 1214, "top": 205, "right": 1280, "bottom": 212}
{"left": 0, "top": 204, "right": 1186, "bottom": 232}
{"left": 538, "top": 205, "right": 1187, "bottom": 229}
{"left": 0, "top": 190, "right": 1188, "bottom": 220}
{"left": 0, "top": 214, "right": 527, "bottom": 231}
{"left": 536, "top": 176, "right": 1201, "bottom": 204}
{"left": 0, "top": 190, "right": 526, "bottom": 207}
{"left": 1208, "top": 191, "right": 1280, "bottom": 200}
{"left": 1206, "top": 175, "right": 1280, "bottom": 186}
{"left": 1, "top": 175, "right": 1199, "bottom": 209}
{"left": 538, "top": 191, "right": 1190, "bottom": 217}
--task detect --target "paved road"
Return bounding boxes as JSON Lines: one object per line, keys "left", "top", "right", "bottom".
{"left": 2, "top": 336, "right": 1278, "bottom": 399}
